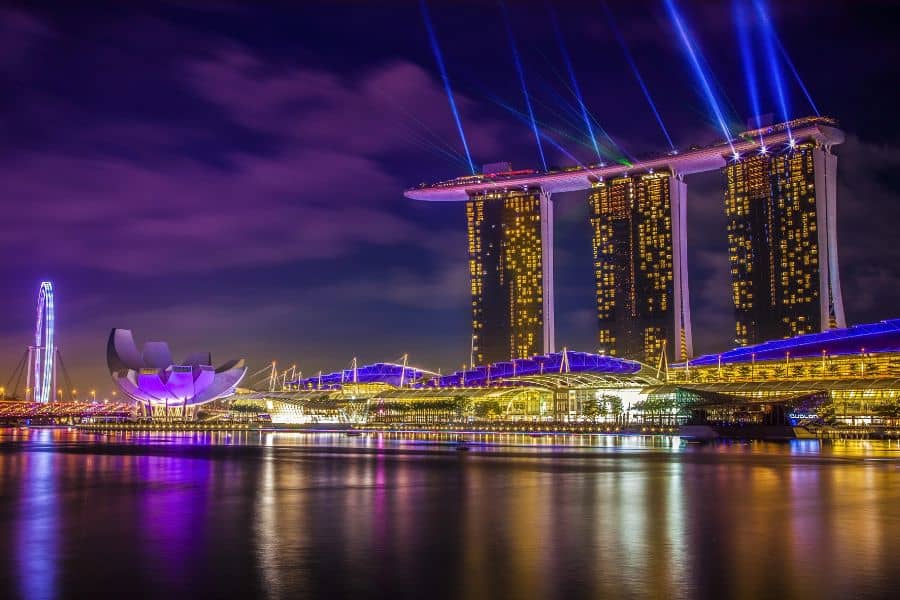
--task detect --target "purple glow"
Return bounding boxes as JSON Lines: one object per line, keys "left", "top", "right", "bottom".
{"left": 107, "top": 328, "right": 246, "bottom": 406}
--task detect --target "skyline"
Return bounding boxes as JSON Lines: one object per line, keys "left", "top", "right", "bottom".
{"left": 2, "top": 1, "right": 900, "bottom": 390}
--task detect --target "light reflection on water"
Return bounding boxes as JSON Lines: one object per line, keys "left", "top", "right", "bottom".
{"left": 1, "top": 428, "right": 898, "bottom": 599}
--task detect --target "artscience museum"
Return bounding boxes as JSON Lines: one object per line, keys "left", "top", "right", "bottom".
{"left": 107, "top": 328, "right": 246, "bottom": 418}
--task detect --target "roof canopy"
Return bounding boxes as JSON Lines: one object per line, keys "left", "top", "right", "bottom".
{"left": 684, "top": 319, "right": 900, "bottom": 367}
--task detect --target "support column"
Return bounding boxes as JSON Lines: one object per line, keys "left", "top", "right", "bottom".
{"left": 670, "top": 175, "right": 694, "bottom": 360}
{"left": 540, "top": 190, "right": 556, "bottom": 354}
{"left": 814, "top": 147, "right": 846, "bottom": 329}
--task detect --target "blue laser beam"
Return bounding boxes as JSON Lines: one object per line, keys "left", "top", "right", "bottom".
{"left": 481, "top": 88, "right": 588, "bottom": 153}
{"left": 500, "top": 0, "right": 548, "bottom": 172}
{"left": 602, "top": 1, "right": 675, "bottom": 151}
{"left": 754, "top": 0, "right": 791, "bottom": 137}
{"left": 547, "top": 2, "right": 601, "bottom": 161}
{"left": 773, "top": 31, "right": 819, "bottom": 116}
{"left": 371, "top": 84, "right": 470, "bottom": 162}
{"left": 540, "top": 81, "right": 634, "bottom": 164}
{"left": 420, "top": 0, "right": 476, "bottom": 175}
{"left": 469, "top": 70, "right": 624, "bottom": 166}
{"left": 664, "top": 0, "right": 735, "bottom": 154}
{"left": 526, "top": 56, "right": 633, "bottom": 163}
{"left": 734, "top": 0, "right": 763, "bottom": 141}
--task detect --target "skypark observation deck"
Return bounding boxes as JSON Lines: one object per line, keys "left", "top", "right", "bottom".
{"left": 404, "top": 116, "right": 844, "bottom": 201}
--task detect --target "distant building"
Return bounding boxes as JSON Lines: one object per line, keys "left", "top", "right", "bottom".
{"left": 589, "top": 170, "right": 692, "bottom": 363}
{"left": 724, "top": 139, "right": 845, "bottom": 345}
{"left": 467, "top": 183, "right": 554, "bottom": 364}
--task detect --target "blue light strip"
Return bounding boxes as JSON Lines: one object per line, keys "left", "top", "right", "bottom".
{"left": 293, "top": 362, "right": 429, "bottom": 390}
{"left": 547, "top": 3, "right": 602, "bottom": 161}
{"left": 664, "top": 0, "right": 735, "bottom": 154}
{"left": 500, "top": 0, "right": 548, "bottom": 171}
{"left": 432, "top": 351, "right": 641, "bottom": 388}
{"left": 754, "top": 0, "right": 791, "bottom": 138}
{"left": 686, "top": 319, "right": 900, "bottom": 366}
{"left": 603, "top": 2, "right": 675, "bottom": 151}
{"left": 420, "top": 0, "right": 476, "bottom": 175}
{"left": 734, "top": 0, "right": 764, "bottom": 144}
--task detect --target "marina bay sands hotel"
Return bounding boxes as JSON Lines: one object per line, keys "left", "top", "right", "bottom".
{"left": 405, "top": 116, "right": 846, "bottom": 365}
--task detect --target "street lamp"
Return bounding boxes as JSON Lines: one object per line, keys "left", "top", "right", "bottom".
{"left": 90, "top": 390, "right": 96, "bottom": 402}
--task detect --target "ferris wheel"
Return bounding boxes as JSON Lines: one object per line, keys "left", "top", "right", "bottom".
{"left": 32, "top": 281, "right": 55, "bottom": 404}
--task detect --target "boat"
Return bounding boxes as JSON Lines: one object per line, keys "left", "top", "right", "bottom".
{"left": 345, "top": 430, "right": 363, "bottom": 437}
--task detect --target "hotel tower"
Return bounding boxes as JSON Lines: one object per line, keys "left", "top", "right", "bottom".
{"left": 589, "top": 170, "right": 693, "bottom": 363}
{"left": 466, "top": 163, "right": 554, "bottom": 364}
{"left": 406, "top": 117, "right": 844, "bottom": 365}
{"left": 724, "top": 135, "right": 845, "bottom": 346}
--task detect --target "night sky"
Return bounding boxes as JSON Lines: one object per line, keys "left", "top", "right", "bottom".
{"left": 2, "top": 1, "right": 899, "bottom": 393}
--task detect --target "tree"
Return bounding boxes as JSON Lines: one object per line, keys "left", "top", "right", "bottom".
{"left": 602, "top": 395, "right": 624, "bottom": 425}
{"left": 582, "top": 398, "right": 600, "bottom": 423}
{"left": 874, "top": 399, "right": 900, "bottom": 426}
{"left": 473, "top": 400, "right": 501, "bottom": 420}
{"left": 454, "top": 396, "right": 472, "bottom": 422}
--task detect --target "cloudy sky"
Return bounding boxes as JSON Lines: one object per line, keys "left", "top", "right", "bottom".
{"left": 1, "top": 1, "right": 898, "bottom": 393}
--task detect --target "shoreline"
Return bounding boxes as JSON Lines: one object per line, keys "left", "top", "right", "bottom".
{"left": 3, "top": 421, "right": 898, "bottom": 441}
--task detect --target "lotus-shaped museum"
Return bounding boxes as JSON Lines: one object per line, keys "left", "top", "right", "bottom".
{"left": 107, "top": 329, "right": 246, "bottom": 412}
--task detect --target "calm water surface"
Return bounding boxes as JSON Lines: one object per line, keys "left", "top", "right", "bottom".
{"left": 1, "top": 428, "right": 898, "bottom": 599}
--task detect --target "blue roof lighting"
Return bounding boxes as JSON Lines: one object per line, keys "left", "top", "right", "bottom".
{"left": 428, "top": 351, "right": 642, "bottom": 388}
{"left": 292, "top": 363, "right": 429, "bottom": 390}
{"left": 684, "top": 319, "right": 900, "bottom": 367}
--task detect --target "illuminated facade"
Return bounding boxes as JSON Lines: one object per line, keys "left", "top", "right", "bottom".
{"left": 725, "top": 139, "right": 844, "bottom": 345}
{"left": 665, "top": 320, "right": 900, "bottom": 427}
{"left": 589, "top": 170, "right": 692, "bottom": 363}
{"left": 466, "top": 185, "right": 554, "bottom": 364}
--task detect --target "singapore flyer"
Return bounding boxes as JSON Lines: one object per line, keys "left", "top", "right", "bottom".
{"left": 32, "top": 281, "right": 55, "bottom": 404}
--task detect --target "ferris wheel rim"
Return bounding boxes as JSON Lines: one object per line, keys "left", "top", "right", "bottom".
{"left": 33, "top": 281, "right": 55, "bottom": 404}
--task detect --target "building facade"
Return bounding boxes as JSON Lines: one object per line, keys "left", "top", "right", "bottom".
{"left": 589, "top": 170, "right": 692, "bottom": 364}
{"left": 724, "top": 140, "right": 845, "bottom": 346}
{"left": 466, "top": 186, "right": 554, "bottom": 364}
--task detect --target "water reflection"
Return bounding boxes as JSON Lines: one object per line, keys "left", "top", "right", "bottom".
{"left": 0, "top": 428, "right": 898, "bottom": 599}
{"left": 15, "top": 430, "right": 58, "bottom": 600}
